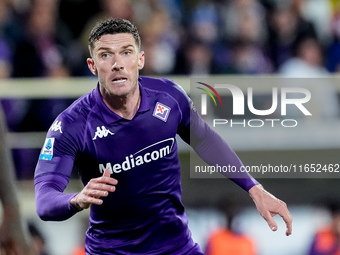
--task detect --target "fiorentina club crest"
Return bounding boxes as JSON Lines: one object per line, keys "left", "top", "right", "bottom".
{"left": 153, "top": 102, "right": 171, "bottom": 122}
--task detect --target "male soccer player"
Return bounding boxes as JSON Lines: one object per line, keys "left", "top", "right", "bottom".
{"left": 35, "top": 18, "right": 292, "bottom": 254}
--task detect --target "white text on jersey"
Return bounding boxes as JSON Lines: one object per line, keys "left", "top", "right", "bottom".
{"left": 99, "top": 138, "right": 175, "bottom": 174}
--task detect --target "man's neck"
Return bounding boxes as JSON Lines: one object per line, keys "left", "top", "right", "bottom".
{"left": 103, "top": 88, "right": 141, "bottom": 120}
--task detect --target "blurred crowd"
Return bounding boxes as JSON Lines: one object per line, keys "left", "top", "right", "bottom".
{"left": 0, "top": 0, "right": 340, "bottom": 79}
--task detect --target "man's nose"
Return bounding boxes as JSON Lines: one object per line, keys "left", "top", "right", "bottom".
{"left": 112, "top": 61, "right": 123, "bottom": 71}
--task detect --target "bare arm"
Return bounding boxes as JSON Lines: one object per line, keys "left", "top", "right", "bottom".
{"left": 0, "top": 107, "right": 37, "bottom": 255}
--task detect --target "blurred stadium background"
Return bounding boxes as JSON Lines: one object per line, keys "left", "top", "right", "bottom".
{"left": 1, "top": 0, "right": 340, "bottom": 254}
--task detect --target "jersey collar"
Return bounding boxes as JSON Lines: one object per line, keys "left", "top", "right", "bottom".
{"left": 94, "top": 78, "right": 150, "bottom": 124}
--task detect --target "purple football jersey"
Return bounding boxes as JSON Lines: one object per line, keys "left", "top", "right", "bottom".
{"left": 35, "top": 76, "right": 257, "bottom": 254}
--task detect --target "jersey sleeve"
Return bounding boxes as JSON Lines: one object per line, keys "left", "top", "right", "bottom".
{"left": 34, "top": 112, "right": 85, "bottom": 221}
{"left": 172, "top": 80, "right": 259, "bottom": 191}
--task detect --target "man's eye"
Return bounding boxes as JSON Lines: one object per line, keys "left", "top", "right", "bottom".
{"left": 101, "top": 53, "right": 110, "bottom": 58}
{"left": 123, "top": 51, "right": 131, "bottom": 55}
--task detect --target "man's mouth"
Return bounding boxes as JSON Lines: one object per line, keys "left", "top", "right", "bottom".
{"left": 112, "top": 78, "right": 127, "bottom": 83}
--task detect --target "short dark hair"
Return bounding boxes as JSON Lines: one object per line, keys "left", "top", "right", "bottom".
{"left": 88, "top": 18, "right": 141, "bottom": 56}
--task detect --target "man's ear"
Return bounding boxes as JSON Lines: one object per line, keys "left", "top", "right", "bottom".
{"left": 87, "top": 58, "right": 98, "bottom": 75}
{"left": 138, "top": 51, "right": 145, "bottom": 70}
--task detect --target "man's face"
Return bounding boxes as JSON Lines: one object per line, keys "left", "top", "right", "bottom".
{"left": 87, "top": 33, "right": 144, "bottom": 98}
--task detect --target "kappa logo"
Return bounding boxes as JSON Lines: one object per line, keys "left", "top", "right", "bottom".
{"left": 153, "top": 102, "right": 171, "bottom": 122}
{"left": 49, "top": 120, "right": 63, "bottom": 133}
{"left": 93, "top": 126, "right": 114, "bottom": 140}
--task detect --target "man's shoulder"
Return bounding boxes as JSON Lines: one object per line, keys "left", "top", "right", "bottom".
{"left": 54, "top": 90, "right": 96, "bottom": 128}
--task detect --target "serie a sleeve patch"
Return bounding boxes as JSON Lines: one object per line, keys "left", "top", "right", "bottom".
{"left": 39, "top": 138, "right": 55, "bottom": 160}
